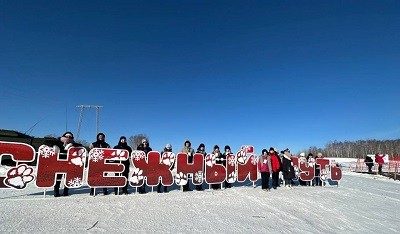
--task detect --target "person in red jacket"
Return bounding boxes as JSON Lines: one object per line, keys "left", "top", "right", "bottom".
{"left": 375, "top": 154, "right": 385, "bottom": 174}
{"left": 258, "top": 149, "right": 272, "bottom": 191}
{"left": 269, "top": 147, "right": 281, "bottom": 189}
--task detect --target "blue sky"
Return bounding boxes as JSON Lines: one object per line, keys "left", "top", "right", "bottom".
{"left": 1, "top": 1, "right": 399, "bottom": 154}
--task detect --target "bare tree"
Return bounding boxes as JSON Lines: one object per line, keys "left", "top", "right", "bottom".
{"left": 302, "top": 139, "right": 400, "bottom": 158}
{"left": 128, "top": 134, "right": 149, "bottom": 150}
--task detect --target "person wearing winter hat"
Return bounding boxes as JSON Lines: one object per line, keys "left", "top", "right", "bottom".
{"left": 158, "top": 143, "right": 173, "bottom": 193}
{"left": 44, "top": 131, "right": 82, "bottom": 197}
{"left": 90, "top": 133, "right": 110, "bottom": 149}
{"left": 306, "top": 153, "right": 315, "bottom": 186}
{"left": 197, "top": 143, "right": 206, "bottom": 156}
{"left": 113, "top": 136, "right": 132, "bottom": 195}
{"left": 137, "top": 138, "right": 152, "bottom": 153}
{"left": 89, "top": 133, "right": 111, "bottom": 196}
{"left": 313, "top": 152, "right": 324, "bottom": 186}
{"left": 222, "top": 145, "right": 232, "bottom": 188}
{"left": 180, "top": 140, "right": 195, "bottom": 192}
{"left": 211, "top": 145, "right": 223, "bottom": 190}
{"left": 298, "top": 152, "right": 307, "bottom": 186}
{"left": 136, "top": 138, "right": 152, "bottom": 194}
{"left": 258, "top": 149, "right": 272, "bottom": 191}
{"left": 281, "top": 148, "right": 295, "bottom": 189}
{"left": 194, "top": 143, "right": 207, "bottom": 191}
{"left": 269, "top": 147, "right": 281, "bottom": 189}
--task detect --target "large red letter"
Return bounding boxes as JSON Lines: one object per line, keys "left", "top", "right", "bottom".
{"left": 226, "top": 153, "right": 236, "bottom": 183}
{"left": 0, "top": 142, "right": 35, "bottom": 189}
{"left": 86, "top": 148, "right": 128, "bottom": 188}
{"left": 316, "top": 158, "right": 330, "bottom": 183}
{"left": 205, "top": 153, "right": 226, "bottom": 185}
{"left": 0, "top": 141, "right": 35, "bottom": 163}
{"left": 299, "top": 161, "right": 315, "bottom": 181}
{"left": 36, "top": 145, "right": 86, "bottom": 188}
{"left": 236, "top": 146, "right": 257, "bottom": 182}
{"left": 130, "top": 151, "right": 173, "bottom": 187}
{"left": 175, "top": 153, "right": 204, "bottom": 186}
{"left": 330, "top": 164, "right": 342, "bottom": 181}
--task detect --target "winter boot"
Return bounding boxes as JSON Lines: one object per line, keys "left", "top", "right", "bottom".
{"left": 54, "top": 188, "right": 60, "bottom": 197}
{"left": 63, "top": 187, "right": 69, "bottom": 196}
{"left": 54, "top": 182, "right": 61, "bottom": 197}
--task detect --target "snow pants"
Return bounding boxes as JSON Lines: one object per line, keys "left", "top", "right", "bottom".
{"left": 261, "top": 172, "right": 270, "bottom": 189}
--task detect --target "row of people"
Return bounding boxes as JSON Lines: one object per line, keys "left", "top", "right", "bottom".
{"left": 46, "top": 131, "right": 324, "bottom": 197}
{"left": 258, "top": 148, "right": 327, "bottom": 191}
{"left": 257, "top": 147, "right": 298, "bottom": 191}
{"left": 47, "top": 132, "right": 237, "bottom": 196}
{"left": 45, "top": 132, "right": 133, "bottom": 196}
{"left": 298, "top": 152, "right": 325, "bottom": 186}
{"left": 180, "top": 140, "right": 233, "bottom": 191}
{"left": 365, "top": 154, "right": 385, "bottom": 174}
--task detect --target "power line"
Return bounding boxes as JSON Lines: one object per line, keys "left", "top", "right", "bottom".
{"left": 76, "top": 105, "right": 103, "bottom": 140}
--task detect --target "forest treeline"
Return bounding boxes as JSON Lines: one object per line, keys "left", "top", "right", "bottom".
{"left": 302, "top": 139, "right": 400, "bottom": 158}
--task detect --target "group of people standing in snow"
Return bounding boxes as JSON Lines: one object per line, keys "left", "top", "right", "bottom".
{"left": 365, "top": 154, "right": 385, "bottom": 174}
{"left": 298, "top": 152, "right": 325, "bottom": 186}
{"left": 180, "top": 140, "right": 233, "bottom": 192}
{"left": 46, "top": 131, "right": 326, "bottom": 197}
{"left": 44, "top": 131, "right": 133, "bottom": 197}
{"left": 258, "top": 148, "right": 327, "bottom": 191}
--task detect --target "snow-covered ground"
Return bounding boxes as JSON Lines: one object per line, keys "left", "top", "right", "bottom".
{"left": 1, "top": 170, "right": 399, "bottom": 233}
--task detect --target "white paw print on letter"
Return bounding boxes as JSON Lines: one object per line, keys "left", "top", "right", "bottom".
{"left": 130, "top": 168, "right": 144, "bottom": 185}
{"left": 4, "top": 164, "right": 35, "bottom": 189}
{"left": 227, "top": 171, "right": 236, "bottom": 183}
{"left": 175, "top": 172, "right": 188, "bottom": 186}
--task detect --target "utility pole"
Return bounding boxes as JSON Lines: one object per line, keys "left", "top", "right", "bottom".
{"left": 76, "top": 105, "right": 103, "bottom": 140}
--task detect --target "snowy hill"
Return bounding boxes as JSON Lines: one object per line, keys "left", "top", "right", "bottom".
{"left": 0, "top": 171, "right": 399, "bottom": 233}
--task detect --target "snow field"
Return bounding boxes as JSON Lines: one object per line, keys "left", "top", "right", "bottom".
{"left": 0, "top": 171, "right": 399, "bottom": 233}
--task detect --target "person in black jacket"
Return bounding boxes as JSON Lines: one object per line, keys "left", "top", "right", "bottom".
{"left": 44, "top": 131, "right": 82, "bottom": 197}
{"left": 113, "top": 136, "right": 132, "bottom": 195}
{"left": 195, "top": 143, "right": 206, "bottom": 191}
{"left": 222, "top": 145, "right": 232, "bottom": 188}
{"left": 313, "top": 152, "right": 323, "bottom": 186}
{"left": 211, "top": 145, "right": 223, "bottom": 190}
{"left": 365, "top": 155, "right": 373, "bottom": 173}
{"left": 89, "top": 132, "right": 111, "bottom": 196}
{"left": 281, "top": 148, "right": 295, "bottom": 189}
{"left": 136, "top": 138, "right": 152, "bottom": 194}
